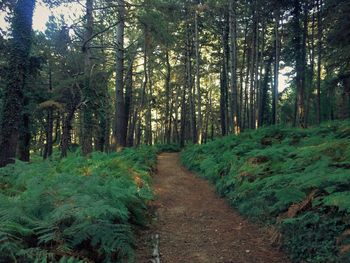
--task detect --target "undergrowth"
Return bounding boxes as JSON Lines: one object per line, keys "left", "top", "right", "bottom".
{"left": 154, "top": 143, "right": 181, "bottom": 153}
{"left": 0, "top": 146, "right": 157, "bottom": 263}
{"left": 182, "top": 120, "right": 350, "bottom": 262}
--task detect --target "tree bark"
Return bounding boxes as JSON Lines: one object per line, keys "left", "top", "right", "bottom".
{"left": 259, "top": 55, "right": 273, "bottom": 126}
{"left": 164, "top": 48, "right": 172, "bottom": 144}
{"left": 273, "top": 11, "right": 280, "bottom": 125}
{"left": 0, "top": 0, "right": 35, "bottom": 167}
{"left": 316, "top": 0, "right": 322, "bottom": 125}
{"left": 113, "top": 0, "right": 127, "bottom": 150}
{"left": 125, "top": 51, "right": 135, "bottom": 142}
{"left": 300, "top": 1, "right": 308, "bottom": 127}
{"left": 293, "top": 0, "right": 305, "bottom": 127}
{"left": 18, "top": 111, "right": 30, "bottom": 162}
{"left": 186, "top": 23, "right": 197, "bottom": 144}
{"left": 82, "top": 0, "right": 94, "bottom": 156}
{"left": 305, "top": 5, "right": 316, "bottom": 127}
{"left": 229, "top": 0, "right": 239, "bottom": 133}
{"left": 44, "top": 62, "right": 53, "bottom": 159}
{"left": 195, "top": 8, "right": 202, "bottom": 143}
{"left": 145, "top": 53, "right": 153, "bottom": 145}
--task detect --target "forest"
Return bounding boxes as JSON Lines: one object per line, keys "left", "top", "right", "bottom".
{"left": 0, "top": 0, "right": 349, "bottom": 262}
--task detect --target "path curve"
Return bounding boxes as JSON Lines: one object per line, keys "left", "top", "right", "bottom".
{"left": 137, "top": 153, "right": 289, "bottom": 263}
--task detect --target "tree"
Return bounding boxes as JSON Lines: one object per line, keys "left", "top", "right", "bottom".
{"left": 113, "top": 0, "right": 127, "bottom": 150}
{"left": 0, "top": 0, "right": 35, "bottom": 167}
{"left": 81, "top": 0, "right": 94, "bottom": 155}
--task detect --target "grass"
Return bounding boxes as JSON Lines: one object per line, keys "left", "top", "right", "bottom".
{"left": 181, "top": 120, "right": 350, "bottom": 263}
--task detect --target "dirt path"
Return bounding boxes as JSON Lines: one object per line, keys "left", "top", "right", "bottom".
{"left": 137, "top": 153, "right": 289, "bottom": 263}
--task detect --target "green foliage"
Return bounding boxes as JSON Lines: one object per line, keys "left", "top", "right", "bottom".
{"left": 182, "top": 120, "right": 350, "bottom": 262}
{"left": 0, "top": 147, "right": 156, "bottom": 262}
{"left": 154, "top": 143, "right": 181, "bottom": 153}
{"left": 281, "top": 211, "right": 346, "bottom": 263}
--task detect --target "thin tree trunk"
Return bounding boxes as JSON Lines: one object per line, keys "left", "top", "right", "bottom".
{"left": 172, "top": 86, "right": 179, "bottom": 143}
{"left": 253, "top": 7, "right": 259, "bottom": 129}
{"left": 113, "top": 0, "right": 127, "bottom": 150}
{"left": 61, "top": 110, "right": 75, "bottom": 158}
{"left": 164, "top": 48, "right": 171, "bottom": 144}
{"left": 186, "top": 23, "right": 197, "bottom": 144}
{"left": 195, "top": 8, "right": 202, "bottom": 143}
{"left": 229, "top": 0, "right": 239, "bottom": 133}
{"left": 305, "top": 6, "right": 316, "bottom": 127}
{"left": 145, "top": 57, "right": 153, "bottom": 145}
{"left": 220, "top": 19, "right": 229, "bottom": 136}
{"left": 249, "top": 16, "right": 256, "bottom": 129}
{"left": 316, "top": 0, "right": 322, "bottom": 125}
{"left": 180, "top": 82, "right": 187, "bottom": 147}
{"left": 239, "top": 23, "right": 248, "bottom": 131}
{"left": 82, "top": 0, "right": 94, "bottom": 155}
{"left": 259, "top": 55, "right": 273, "bottom": 126}
{"left": 293, "top": 0, "right": 304, "bottom": 127}
{"left": 127, "top": 109, "right": 137, "bottom": 146}
{"left": 257, "top": 21, "right": 265, "bottom": 128}
{"left": 125, "top": 51, "right": 135, "bottom": 142}
{"left": 44, "top": 108, "right": 54, "bottom": 158}
{"left": 44, "top": 62, "right": 54, "bottom": 159}
{"left": 300, "top": 1, "right": 308, "bottom": 127}
{"left": 244, "top": 46, "right": 251, "bottom": 129}
{"left": 273, "top": 11, "right": 280, "bottom": 125}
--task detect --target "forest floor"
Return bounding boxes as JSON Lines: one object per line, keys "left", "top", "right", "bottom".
{"left": 136, "top": 153, "right": 290, "bottom": 263}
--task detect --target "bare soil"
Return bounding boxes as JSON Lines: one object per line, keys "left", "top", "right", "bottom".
{"left": 136, "top": 153, "right": 290, "bottom": 263}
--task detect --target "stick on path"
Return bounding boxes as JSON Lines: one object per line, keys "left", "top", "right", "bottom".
{"left": 137, "top": 153, "right": 290, "bottom": 263}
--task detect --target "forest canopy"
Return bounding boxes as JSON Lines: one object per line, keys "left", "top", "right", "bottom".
{"left": 0, "top": 0, "right": 349, "bottom": 163}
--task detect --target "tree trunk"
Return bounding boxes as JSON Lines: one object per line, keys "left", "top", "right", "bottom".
{"left": 43, "top": 108, "right": 54, "bottom": 159}
{"left": 18, "top": 111, "right": 31, "bottom": 162}
{"left": 125, "top": 51, "right": 135, "bottom": 142}
{"left": 249, "top": 13, "right": 257, "bottom": 129}
{"left": 127, "top": 109, "right": 137, "bottom": 147}
{"left": 113, "top": 0, "right": 127, "bottom": 150}
{"left": 253, "top": 6, "right": 259, "bottom": 129}
{"left": 136, "top": 38, "right": 149, "bottom": 146}
{"left": 44, "top": 62, "right": 54, "bottom": 159}
{"left": 61, "top": 110, "right": 75, "bottom": 158}
{"left": 164, "top": 48, "right": 171, "bottom": 144}
{"left": 220, "top": 11, "right": 230, "bottom": 135}
{"left": 273, "top": 11, "right": 280, "bottom": 125}
{"left": 220, "top": 59, "right": 228, "bottom": 136}
{"left": 259, "top": 55, "right": 273, "bottom": 126}
{"left": 257, "top": 21, "right": 265, "bottom": 128}
{"left": 305, "top": 6, "right": 316, "bottom": 127}
{"left": 300, "top": 1, "right": 308, "bottom": 127}
{"left": 244, "top": 45, "right": 251, "bottom": 129}
{"left": 145, "top": 58, "right": 153, "bottom": 145}
{"left": 239, "top": 23, "right": 248, "bottom": 131}
{"left": 229, "top": 0, "right": 239, "bottom": 133}
{"left": 195, "top": 8, "right": 202, "bottom": 143}
{"left": 82, "top": 0, "right": 94, "bottom": 156}
{"left": 316, "top": 0, "right": 322, "bottom": 125}
{"left": 186, "top": 23, "right": 197, "bottom": 144}
{"left": 293, "top": 0, "right": 304, "bottom": 127}
{"left": 0, "top": 0, "right": 35, "bottom": 167}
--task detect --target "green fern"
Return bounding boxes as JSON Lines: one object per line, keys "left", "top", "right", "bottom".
{"left": 0, "top": 147, "right": 156, "bottom": 262}
{"left": 182, "top": 120, "right": 350, "bottom": 262}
